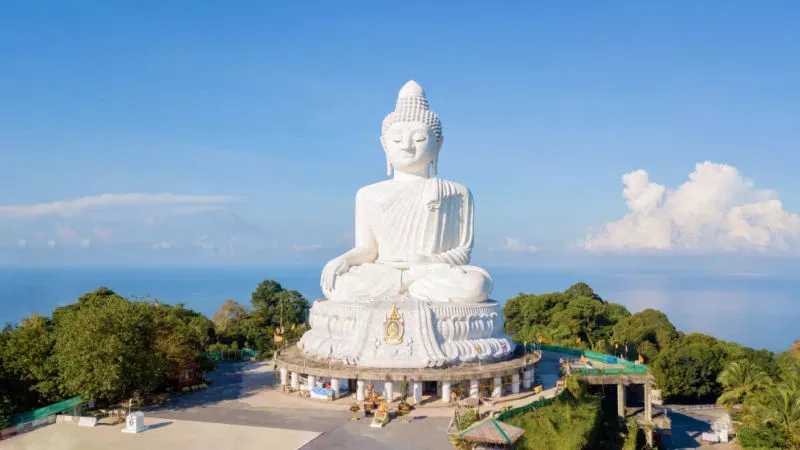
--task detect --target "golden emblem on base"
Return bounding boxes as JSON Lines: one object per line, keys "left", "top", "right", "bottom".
{"left": 383, "top": 304, "right": 404, "bottom": 345}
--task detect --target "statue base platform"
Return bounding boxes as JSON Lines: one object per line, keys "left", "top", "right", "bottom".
{"left": 297, "top": 295, "right": 514, "bottom": 368}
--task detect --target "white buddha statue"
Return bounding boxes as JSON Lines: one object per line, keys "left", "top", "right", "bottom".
{"left": 320, "top": 80, "right": 492, "bottom": 304}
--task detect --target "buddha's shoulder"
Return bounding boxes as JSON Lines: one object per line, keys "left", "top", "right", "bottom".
{"left": 355, "top": 181, "right": 392, "bottom": 201}
{"left": 355, "top": 178, "right": 471, "bottom": 200}
{"left": 435, "top": 178, "right": 470, "bottom": 195}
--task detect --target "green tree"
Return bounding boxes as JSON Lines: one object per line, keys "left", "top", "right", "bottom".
{"left": 211, "top": 299, "right": 249, "bottom": 334}
{"left": 740, "top": 385, "right": 800, "bottom": 449}
{"left": 612, "top": 309, "right": 678, "bottom": 360}
{"left": 716, "top": 359, "right": 772, "bottom": 408}
{"left": 564, "top": 282, "right": 603, "bottom": 302}
{"left": 652, "top": 333, "right": 728, "bottom": 401}
{"left": 247, "top": 280, "right": 309, "bottom": 353}
{"left": 503, "top": 294, "right": 526, "bottom": 334}
{"left": 0, "top": 314, "right": 59, "bottom": 403}
{"left": 554, "top": 296, "right": 604, "bottom": 349}
{"left": 53, "top": 290, "right": 165, "bottom": 403}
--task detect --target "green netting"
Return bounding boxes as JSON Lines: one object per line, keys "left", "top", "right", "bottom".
{"left": 495, "top": 390, "right": 568, "bottom": 421}
{"left": 202, "top": 348, "right": 259, "bottom": 361}
{"left": 533, "top": 344, "right": 648, "bottom": 371}
{"left": 12, "top": 396, "right": 83, "bottom": 425}
{"left": 241, "top": 348, "right": 259, "bottom": 358}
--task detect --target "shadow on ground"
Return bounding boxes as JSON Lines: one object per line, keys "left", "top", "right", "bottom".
{"left": 663, "top": 411, "right": 714, "bottom": 449}
{"left": 144, "top": 361, "right": 350, "bottom": 434}
{"left": 142, "top": 362, "right": 259, "bottom": 413}
{"left": 147, "top": 421, "right": 172, "bottom": 430}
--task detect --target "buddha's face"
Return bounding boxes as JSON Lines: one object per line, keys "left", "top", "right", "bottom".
{"left": 382, "top": 121, "right": 441, "bottom": 175}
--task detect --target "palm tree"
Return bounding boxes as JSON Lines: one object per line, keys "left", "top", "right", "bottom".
{"left": 745, "top": 383, "right": 800, "bottom": 448}
{"left": 717, "top": 359, "right": 772, "bottom": 408}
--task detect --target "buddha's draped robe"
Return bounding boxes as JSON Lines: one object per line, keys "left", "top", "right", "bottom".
{"left": 326, "top": 177, "right": 492, "bottom": 303}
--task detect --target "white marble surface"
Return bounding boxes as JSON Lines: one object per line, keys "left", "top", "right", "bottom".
{"left": 300, "top": 81, "right": 514, "bottom": 368}
{"left": 299, "top": 296, "right": 513, "bottom": 368}
{"left": 320, "top": 80, "right": 491, "bottom": 304}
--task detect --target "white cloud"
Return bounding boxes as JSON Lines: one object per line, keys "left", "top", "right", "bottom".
{"left": 502, "top": 237, "right": 539, "bottom": 253}
{"left": 92, "top": 226, "right": 114, "bottom": 242}
{"left": 0, "top": 193, "right": 238, "bottom": 219}
{"left": 80, "top": 238, "right": 92, "bottom": 248}
{"left": 151, "top": 241, "right": 172, "bottom": 250}
{"left": 17, "top": 238, "right": 27, "bottom": 249}
{"left": 584, "top": 162, "right": 800, "bottom": 253}
{"left": 47, "top": 240, "right": 56, "bottom": 249}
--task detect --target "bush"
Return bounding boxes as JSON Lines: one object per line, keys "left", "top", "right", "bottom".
{"left": 736, "top": 424, "right": 787, "bottom": 449}
{"left": 505, "top": 392, "right": 602, "bottom": 450}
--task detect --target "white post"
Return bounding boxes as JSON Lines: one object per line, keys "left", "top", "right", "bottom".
{"left": 412, "top": 381, "right": 423, "bottom": 404}
{"left": 307, "top": 374, "right": 316, "bottom": 391}
{"left": 512, "top": 373, "right": 520, "bottom": 394}
{"left": 280, "top": 367, "right": 288, "bottom": 385}
{"left": 522, "top": 369, "right": 532, "bottom": 389}
{"left": 492, "top": 377, "right": 503, "bottom": 397}
{"left": 470, "top": 379, "right": 479, "bottom": 398}
{"left": 331, "top": 378, "right": 340, "bottom": 398}
{"left": 356, "top": 380, "right": 366, "bottom": 401}
{"left": 291, "top": 372, "right": 300, "bottom": 390}
{"left": 442, "top": 382, "right": 452, "bottom": 403}
{"left": 384, "top": 381, "right": 394, "bottom": 402}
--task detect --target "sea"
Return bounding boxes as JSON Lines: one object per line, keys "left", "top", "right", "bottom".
{"left": 0, "top": 266, "right": 797, "bottom": 352}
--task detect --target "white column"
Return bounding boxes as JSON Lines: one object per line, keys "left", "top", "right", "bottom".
{"left": 331, "top": 378, "right": 340, "bottom": 398}
{"left": 307, "top": 374, "right": 316, "bottom": 391}
{"left": 291, "top": 372, "right": 300, "bottom": 390}
{"left": 470, "top": 379, "right": 479, "bottom": 398}
{"left": 412, "top": 381, "right": 423, "bottom": 404}
{"left": 356, "top": 380, "right": 366, "bottom": 401}
{"left": 442, "top": 382, "right": 452, "bottom": 403}
{"left": 492, "top": 377, "right": 503, "bottom": 397}
{"left": 384, "top": 381, "right": 394, "bottom": 402}
{"left": 511, "top": 373, "right": 520, "bottom": 394}
{"left": 522, "top": 369, "right": 532, "bottom": 389}
{"left": 280, "top": 368, "right": 288, "bottom": 385}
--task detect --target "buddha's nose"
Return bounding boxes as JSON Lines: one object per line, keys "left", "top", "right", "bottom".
{"left": 402, "top": 135, "right": 416, "bottom": 152}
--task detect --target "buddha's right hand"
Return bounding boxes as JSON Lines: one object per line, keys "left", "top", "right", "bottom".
{"left": 321, "top": 256, "right": 350, "bottom": 293}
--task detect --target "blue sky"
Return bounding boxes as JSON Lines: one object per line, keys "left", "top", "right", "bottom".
{"left": 1, "top": 1, "right": 799, "bottom": 270}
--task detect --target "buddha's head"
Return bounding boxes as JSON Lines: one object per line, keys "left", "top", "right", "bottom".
{"left": 381, "top": 80, "right": 443, "bottom": 177}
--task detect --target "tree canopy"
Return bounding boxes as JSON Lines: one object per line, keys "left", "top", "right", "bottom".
{"left": 503, "top": 282, "right": 630, "bottom": 354}
{"left": 0, "top": 278, "right": 307, "bottom": 427}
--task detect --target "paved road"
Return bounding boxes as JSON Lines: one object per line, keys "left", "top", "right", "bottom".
{"left": 661, "top": 408, "right": 739, "bottom": 450}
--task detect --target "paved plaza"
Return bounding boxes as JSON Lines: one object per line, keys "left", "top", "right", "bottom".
{"left": 8, "top": 355, "right": 565, "bottom": 450}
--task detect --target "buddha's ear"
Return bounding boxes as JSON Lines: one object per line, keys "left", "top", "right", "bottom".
{"left": 381, "top": 135, "right": 393, "bottom": 177}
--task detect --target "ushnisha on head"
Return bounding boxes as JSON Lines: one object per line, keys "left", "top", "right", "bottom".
{"left": 381, "top": 80, "right": 443, "bottom": 178}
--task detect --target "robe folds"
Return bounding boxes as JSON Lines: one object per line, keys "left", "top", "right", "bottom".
{"left": 328, "top": 177, "right": 492, "bottom": 303}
